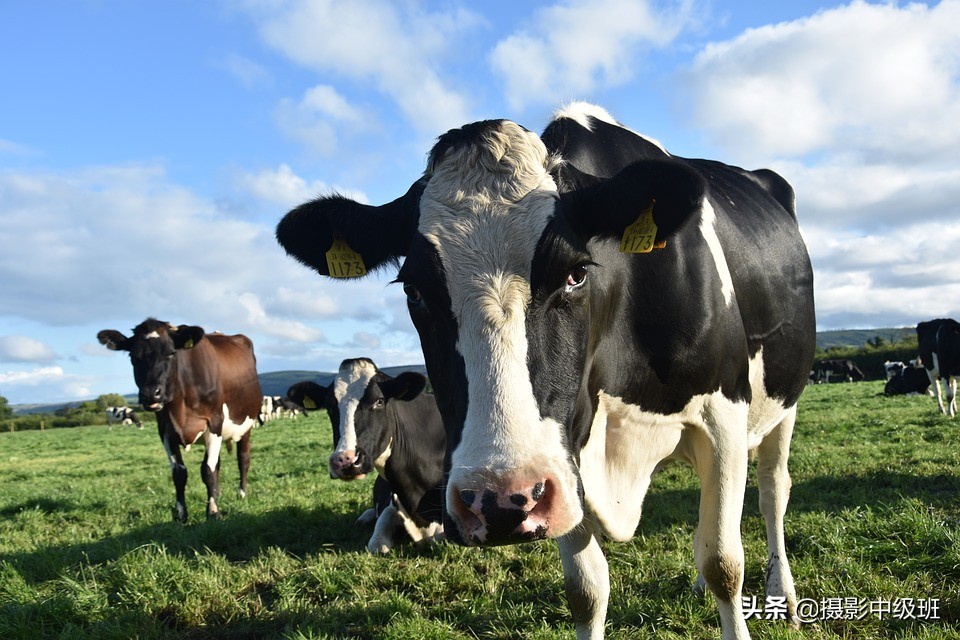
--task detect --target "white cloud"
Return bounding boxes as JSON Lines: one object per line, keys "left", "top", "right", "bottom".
{"left": 0, "top": 336, "right": 59, "bottom": 364}
{"left": 273, "top": 85, "right": 368, "bottom": 156}
{"left": 684, "top": 0, "right": 960, "bottom": 164}
{"left": 217, "top": 52, "right": 271, "bottom": 89}
{"left": 490, "top": 0, "right": 697, "bottom": 109}
{"left": 252, "top": 0, "right": 482, "bottom": 134}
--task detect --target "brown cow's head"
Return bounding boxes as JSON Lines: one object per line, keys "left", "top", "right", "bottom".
{"left": 98, "top": 318, "right": 205, "bottom": 411}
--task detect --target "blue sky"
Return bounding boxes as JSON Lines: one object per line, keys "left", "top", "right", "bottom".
{"left": 2, "top": 0, "right": 959, "bottom": 405}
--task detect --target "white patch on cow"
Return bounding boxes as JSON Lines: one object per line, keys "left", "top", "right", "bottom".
{"left": 699, "top": 199, "right": 735, "bottom": 307}
{"left": 144, "top": 331, "right": 160, "bottom": 339}
{"left": 552, "top": 101, "right": 669, "bottom": 155}
{"left": 373, "top": 437, "right": 393, "bottom": 474}
{"left": 161, "top": 433, "right": 182, "bottom": 472}
{"left": 204, "top": 429, "right": 223, "bottom": 473}
{"left": 420, "top": 120, "right": 582, "bottom": 537}
{"left": 220, "top": 403, "right": 255, "bottom": 442}
{"left": 579, "top": 348, "right": 790, "bottom": 542}
{"left": 331, "top": 359, "right": 379, "bottom": 457}
{"left": 366, "top": 496, "right": 444, "bottom": 554}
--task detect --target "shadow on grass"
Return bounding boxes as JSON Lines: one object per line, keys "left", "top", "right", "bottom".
{"left": 638, "top": 469, "right": 960, "bottom": 534}
{"left": 1, "top": 502, "right": 371, "bottom": 584}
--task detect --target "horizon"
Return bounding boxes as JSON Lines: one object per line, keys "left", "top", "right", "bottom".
{"left": 2, "top": 1, "right": 959, "bottom": 405}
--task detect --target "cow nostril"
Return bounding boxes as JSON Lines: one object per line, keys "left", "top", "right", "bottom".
{"left": 531, "top": 482, "right": 545, "bottom": 501}
{"left": 459, "top": 489, "right": 476, "bottom": 508}
{"left": 510, "top": 493, "right": 528, "bottom": 507}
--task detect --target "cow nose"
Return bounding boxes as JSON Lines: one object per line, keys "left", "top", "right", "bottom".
{"left": 329, "top": 450, "right": 366, "bottom": 480}
{"left": 448, "top": 479, "right": 552, "bottom": 545}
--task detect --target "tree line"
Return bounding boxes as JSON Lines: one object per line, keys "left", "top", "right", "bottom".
{"left": 0, "top": 394, "right": 156, "bottom": 433}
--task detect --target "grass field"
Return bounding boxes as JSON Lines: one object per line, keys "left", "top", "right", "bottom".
{"left": 1, "top": 381, "right": 958, "bottom": 639}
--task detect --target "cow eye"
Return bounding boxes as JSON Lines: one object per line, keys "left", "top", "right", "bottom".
{"left": 565, "top": 265, "right": 588, "bottom": 291}
{"left": 374, "top": 397, "right": 385, "bottom": 408}
{"left": 403, "top": 284, "right": 423, "bottom": 305}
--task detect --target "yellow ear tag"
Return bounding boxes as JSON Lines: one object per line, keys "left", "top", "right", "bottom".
{"left": 619, "top": 200, "right": 659, "bottom": 254}
{"left": 183, "top": 339, "right": 194, "bottom": 349}
{"left": 303, "top": 397, "right": 317, "bottom": 410}
{"left": 325, "top": 237, "right": 368, "bottom": 278}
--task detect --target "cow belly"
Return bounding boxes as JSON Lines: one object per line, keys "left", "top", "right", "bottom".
{"left": 578, "top": 392, "right": 685, "bottom": 542}
{"left": 220, "top": 403, "right": 255, "bottom": 442}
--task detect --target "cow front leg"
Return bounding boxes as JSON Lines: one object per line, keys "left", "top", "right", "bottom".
{"left": 236, "top": 430, "right": 251, "bottom": 499}
{"left": 558, "top": 521, "right": 609, "bottom": 640}
{"left": 756, "top": 408, "right": 799, "bottom": 627}
{"left": 947, "top": 377, "right": 957, "bottom": 417}
{"left": 202, "top": 430, "right": 223, "bottom": 519}
{"left": 690, "top": 422, "right": 750, "bottom": 640}
{"left": 161, "top": 433, "right": 189, "bottom": 523}
{"left": 367, "top": 503, "right": 403, "bottom": 554}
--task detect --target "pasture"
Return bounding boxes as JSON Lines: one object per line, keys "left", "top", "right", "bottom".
{"left": 1, "top": 381, "right": 958, "bottom": 639}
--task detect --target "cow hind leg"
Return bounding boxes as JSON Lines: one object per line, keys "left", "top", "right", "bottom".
{"left": 236, "top": 430, "right": 251, "bottom": 498}
{"left": 558, "top": 522, "right": 609, "bottom": 640}
{"left": 202, "top": 431, "right": 224, "bottom": 519}
{"left": 756, "top": 408, "right": 799, "bottom": 627}
{"left": 690, "top": 418, "right": 750, "bottom": 640}
{"left": 947, "top": 377, "right": 957, "bottom": 418}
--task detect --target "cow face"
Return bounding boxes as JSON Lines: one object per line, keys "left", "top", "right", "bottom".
{"left": 98, "top": 318, "right": 205, "bottom": 411}
{"left": 277, "top": 119, "right": 703, "bottom": 546}
{"left": 287, "top": 363, "right": 428, "bottom": 481}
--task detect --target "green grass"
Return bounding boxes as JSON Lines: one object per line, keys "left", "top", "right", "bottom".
{"left": 1, "top": 382, "right": 958, "bottom": 639}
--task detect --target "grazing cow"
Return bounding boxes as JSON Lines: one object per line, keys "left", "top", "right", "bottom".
{"left": 106, "top": 405, "right": 143, "bottom": 429}
{"left": 260, "top": 395, "right": 276, "bottom": 423}
{"left": 816, "top": 358, "right": 864, "bottom": 383}
{"left": 884, "top": 365, "right": 931, "bottom": 396}
{"left": 276, "top": 103, "right": 815, "bottom": 639}
{"left": 286, "top": 358, "right": 445, "bottom": 553}
{"left": 98, "top": 318, "right": 262, "bottom": 522}
{"left": 917, "top": 318, "right": 960, "bottom": 416}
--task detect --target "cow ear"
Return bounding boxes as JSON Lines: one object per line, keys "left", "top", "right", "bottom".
{"left": 379, "top": 372, "right": 427, "bottom": 401}
{"left": 286, "top": 381, "right": 330, "bottom": 411}
{"left": 97, "top": 330, "right": 130, "bottom": 351}
{"left": 276, "top": 178, "right": 425, "bottom": 279}
{"left": 171, "top": 325, "right": 205, "bottom": 350}
{"left": 563, "top": 159, "right": 706, "bottom": 245}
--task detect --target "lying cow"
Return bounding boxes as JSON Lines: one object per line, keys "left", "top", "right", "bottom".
{"left": 98, "top": 318, "right": 262, "bottom": 522}
{"left": 917, "top": 318, "right": 960, "bottom": 417}
{"left": 276, "top": 102, "right": 815, "bottom": 638}
{"left": 286, "top": 358, "right": 445, "bottom": 553}
{"left": 106, "top": 405, "right": 142, "bottom": 429}
{"left": 884, "top": 365, "right": 932, "bottom": 396}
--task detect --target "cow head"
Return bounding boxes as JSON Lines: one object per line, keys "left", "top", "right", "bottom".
{"left": 277, "top": 118, "right": 704, "bottom": 546}
{"left": 97, "top": 318, "right": 205, "bottom": 411}
{"left": 287, "top": 361, "right": 428, "bottom": 480}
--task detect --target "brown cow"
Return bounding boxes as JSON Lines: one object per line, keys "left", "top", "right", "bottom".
{"left": 98, "top": 318, "right": 262, "bottom": 522}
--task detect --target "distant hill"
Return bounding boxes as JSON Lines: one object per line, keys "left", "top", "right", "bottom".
{"left": 816, "top": 327, "right": 915, "bottom": 350}
{"left": 12, "top": 364, "right": 431, "bottom": 415}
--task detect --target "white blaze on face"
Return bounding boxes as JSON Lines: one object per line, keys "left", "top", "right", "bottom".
{"left": 418, "top": 120, "right": 583, "bottom": 535}
{"left": 332, "top": 360, "right": 379, "bottom": 456}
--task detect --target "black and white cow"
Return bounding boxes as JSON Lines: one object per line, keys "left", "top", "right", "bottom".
{"left": 917, "top": 318, "right": 960, "bottom": 416}
{"left": 276, "top": 103, "right": 815, "bottom": 638}
{"left": 106, "top": 405, "right": 143, "bottom": 429}
{"left": 816, "top": 358, "right": 864, "bottom": 383}
{"left": 884, "top": 365, "right": 931, "bottom": 396}
{"left": 286, "top": 358, "right": 445, "bottom": 553}
{"left": 883, "top": 360, "right": 906, "bottom": 381}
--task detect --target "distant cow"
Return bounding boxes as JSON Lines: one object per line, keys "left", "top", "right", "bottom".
{"left": 98, "top": 318, "right": 262, "bottom": 522}
{"left": 817, "top": 359, "right": 864, "bottom": 383}
{"left": 883, "top": 360, "right": 906, "bottom": 381}
{"left": 884, "top": 366, "right": 931, "bottom": 396}
{"left": 917, "top": 318, "right": 960, "bottom": 416}
{"left": 106, "top": 405, "right": 142, "bottom": 429}
{"left": 286, "top": 358, "right": 445, "bottom": 553}
{"left": 276, "top": 102, "right": 815, "bottom": 636}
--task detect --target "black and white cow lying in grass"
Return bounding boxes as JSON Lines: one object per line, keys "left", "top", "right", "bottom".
{"left": 287, "top": 358, "right": 445, "bottom": 553}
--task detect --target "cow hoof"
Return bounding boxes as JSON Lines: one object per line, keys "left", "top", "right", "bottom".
{"left": 207, "top": 509, "right": 222, "bottom": 520}
{"left": 172, "top": 506, "right": 187, "bottom": 524}
{"left": 237, "top": 488, "right": 247, "bottom": 499}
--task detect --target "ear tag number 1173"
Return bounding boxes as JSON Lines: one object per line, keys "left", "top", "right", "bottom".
{"left": 325, "top": 237, "right": 368, "bottom": 278}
